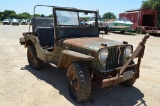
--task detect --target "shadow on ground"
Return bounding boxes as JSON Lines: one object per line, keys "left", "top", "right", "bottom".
{"left": 149, "top": 33, "right": 160, "bottom": 37}
{"left": 110, "top": 31, "right": 137, "bottom": 36}
{"left": 21, "top": 64, "right": 146, "bottom": 106}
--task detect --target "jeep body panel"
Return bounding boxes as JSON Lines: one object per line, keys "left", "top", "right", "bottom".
{"left": 23, "top": 33, "right": 60, "bottom": 64}
{"left": 20, "top": 5, "right": 149, "bottom": 90}
{"left": 58, "top": 50, "right": 95, "bottom": 68}
{"left": 63, "top": 37, "right": 125, "bottom": 53}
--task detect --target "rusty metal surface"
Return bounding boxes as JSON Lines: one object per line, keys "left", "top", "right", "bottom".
{"left": 61, "top": 50, "right": 95, "bottom": 60}
{"left": 100, "top": 35, "right": 149, "bottom": 88}
{"left": 63, "top": 37, "right": 124, "bottom": 52}
{"left": 56, "top": 27, "right": 99, "bottom": 40}
{"left": 58, "top": 50, "right": 94, "bottom": 69}
{"left": 19, "top": 37, "right": 25, "bottom": 45}
{"left": 102, "top": 73, "right": 135, "bottom": 88}
{"left": 101, "top": 75, "right": 123, "bottom": 88}
{"left": 116, "top": 35, "right": 149, "bottom": 80}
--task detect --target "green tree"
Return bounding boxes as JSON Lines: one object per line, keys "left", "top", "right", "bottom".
{"left": 0, "top": 10, "right": 17, "bottom": 20}
{"left": 141, "top": 0, "right": 160, "bottom": 26}
{"left": 103, "top": 12, "right": 116, "bottom": 20}
{"left": 79, "top": 17, "right": 89, "bottom": 21}
{"left": 0, "top": 12, "right": 5, "bottom": 20}
{"left": 34, "top": 14, "right": 41, "bottom": 17}
{"left": 48, "top": 14, "right": 53, "bottom": 17}
{"left": 3, "top": 10, "right": 16, "bottom": 16}
{"left": 9, "top": 12, "right": 17, "bottom": 18}
{"left": 40, "top": 14, "right": 45, "bottom": 17}
{"left": 17, "top": 12, "right": 30, "bottom": 19}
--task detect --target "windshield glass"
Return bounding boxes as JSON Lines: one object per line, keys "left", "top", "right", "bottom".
{"left": 4, "top": 19, "right": 8, "bottom": 21}
{"left": 21, "top": 19, "right": 26, "bottom": 21}
{"left": 124, "top": 18, "right": 131, "bottom": 22}
{"left": 90, "top": 17, "right": 95, "bottom": 21}
{"left": 116, "top": 18, "right": 131, "bottom": 22}
{"left": 99, "top": 18, "right": 105, "bottom": 21}
{"left": 56, "top": 10, "right": 79, "bottom": 25}
{"left": 12, "top": 19, "right": 18, "bottom": 21}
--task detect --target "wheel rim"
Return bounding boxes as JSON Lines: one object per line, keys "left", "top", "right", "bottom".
{"left": 139, "top": 28, "right": 141, "bottom": 34}
{"left": 69, "top": 70, "right": 80, "bottom": 96}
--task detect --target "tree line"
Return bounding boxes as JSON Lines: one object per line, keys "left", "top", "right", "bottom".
{"left": 1, "top": 0, "right": 159, "bottom": 25}
{"left": 0, "top": 9, "right": 116, "bottom": 21}
{"left": 0, "top": 10, "right": 52, "bottom": 21}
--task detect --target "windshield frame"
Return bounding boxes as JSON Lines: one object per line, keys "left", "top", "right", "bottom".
{"left": 53, "top": 7, "right": 98, "bottom": 27}
{"left": 53, "top": 7, "right": 99, "bottom": 40}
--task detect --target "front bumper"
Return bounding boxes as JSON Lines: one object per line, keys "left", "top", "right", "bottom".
{"left": 101, "top": 64, "right": 137, "bottom": 88}
{"left": 21, "top": 22, "right": 27, "bottom": 25}
{"left": 12, "top": 22, "right": 19, "bottom": 25}
{"left": 3, "top": 22, "right": 10, "bottom": 25}
{"left": 101, "top": 35, "right": 150, "bottom": 88}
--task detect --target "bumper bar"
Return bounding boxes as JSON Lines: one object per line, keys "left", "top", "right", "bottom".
{"left": 101, "top": 35, "right": 149, "bottom": 88}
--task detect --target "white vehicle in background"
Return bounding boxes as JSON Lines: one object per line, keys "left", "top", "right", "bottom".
{"left": 107, "top": 18, "right": 133, "bottom": 33}
{"left": 11, "top": 19, "right": 19, "bottom": 25}
{"left": 3, "top": 19, "right": 10, "bottom": 25}
{"left": 21, "top": 19, "right": 28, "bottom": 25}
{"left": 85, "top": 17, "right": 109, "bottom": 34}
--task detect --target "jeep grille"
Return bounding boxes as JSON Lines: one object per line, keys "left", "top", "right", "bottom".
{"left": 105, "top": 47, "right": 125, "bottom": 72}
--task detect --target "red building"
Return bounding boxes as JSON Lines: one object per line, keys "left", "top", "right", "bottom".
{"left": 119, "top": 9, "right": 158, "bottom": 34}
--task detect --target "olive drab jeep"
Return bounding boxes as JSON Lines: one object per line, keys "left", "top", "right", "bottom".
{"left": 20, "top": 5, "right": 149, "bottom": 102}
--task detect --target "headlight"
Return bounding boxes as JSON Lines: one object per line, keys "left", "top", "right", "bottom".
{"left": 124, "top": 46, "right": 132, "bottom": 56}
{"left": 99, "top": 49, "right": 109, "bottom": 62}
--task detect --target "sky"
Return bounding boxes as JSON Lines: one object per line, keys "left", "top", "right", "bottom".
{"left": 0, "top": 0, "right": 143, "bottom": 17}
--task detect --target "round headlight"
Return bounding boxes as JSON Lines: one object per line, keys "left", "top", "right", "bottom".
{"left": 124, "top": 46, "right": 132, "bottom": 56}
{"left": 99, "top": 49, "right": 109, "bottom": 61}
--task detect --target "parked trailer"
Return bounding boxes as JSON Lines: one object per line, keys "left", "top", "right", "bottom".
{"left": 119, "top": 9, "right": 159, "bottom": 34}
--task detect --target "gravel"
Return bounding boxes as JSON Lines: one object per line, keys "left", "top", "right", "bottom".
{"left": 0, "top": 25, "right": 160, "bottom": 106}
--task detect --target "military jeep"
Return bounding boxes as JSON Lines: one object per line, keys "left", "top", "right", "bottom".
{"left": 20, "top": 5, "right": 149, "bottom": 102}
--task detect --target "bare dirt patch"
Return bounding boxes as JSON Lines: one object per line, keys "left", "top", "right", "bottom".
{"left": 0, "top": 25, "right": 160, "bottom": 106}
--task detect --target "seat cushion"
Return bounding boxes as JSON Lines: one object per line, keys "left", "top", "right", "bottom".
{"left": 31, "top": 17, "right": 53, "bottom": 32}
{"left": 36, "top": 27, "right": 54, "bottom": 47}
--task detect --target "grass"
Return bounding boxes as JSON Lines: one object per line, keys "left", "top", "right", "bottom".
{"left": 0, "top": 21, "right": 2, "bottom": 25}
{"left": 125, "top": 31, "right": 138, "bottom": 35}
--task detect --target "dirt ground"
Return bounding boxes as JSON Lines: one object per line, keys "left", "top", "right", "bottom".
{"left": 0, "top": 25, "right": 160, "bottom": 106}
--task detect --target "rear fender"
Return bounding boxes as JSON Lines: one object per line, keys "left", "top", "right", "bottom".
{"left": 19, "top": 37, "right": 25, "bottom": 45}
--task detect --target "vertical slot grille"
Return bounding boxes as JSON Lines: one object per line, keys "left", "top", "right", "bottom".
{"left": 105, "top": 47, "right": 125, "bottom": 72}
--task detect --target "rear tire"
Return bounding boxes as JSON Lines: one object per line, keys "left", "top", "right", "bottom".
{"left": 105, "top": 28, "right": 108, "bottom": 34}
{"left": 139, "top": 28, "right": 143, "bottom": 34}
{"left": 67, "top": 62, "right": 91, "bottom": 102}
{"left": 120, "top": 31, "right": 124, "bottom": 33}
{"left": 27, "top": 45, "right": 43, "bottom": 70}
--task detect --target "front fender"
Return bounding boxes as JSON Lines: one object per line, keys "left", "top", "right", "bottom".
{"left": 58, "top": 50, "right": 96, "bottom": 69}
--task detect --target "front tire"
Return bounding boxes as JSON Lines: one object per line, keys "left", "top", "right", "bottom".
{"left": 27, "top": 45, "right": 43, "bottom": 70}
{"left": 67, "top": 63, "right": 91, "bottom": 102}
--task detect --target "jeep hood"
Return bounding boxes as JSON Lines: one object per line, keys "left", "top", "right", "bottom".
{"left": 63, "top": 37, "right": 125, "bottom": 56}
